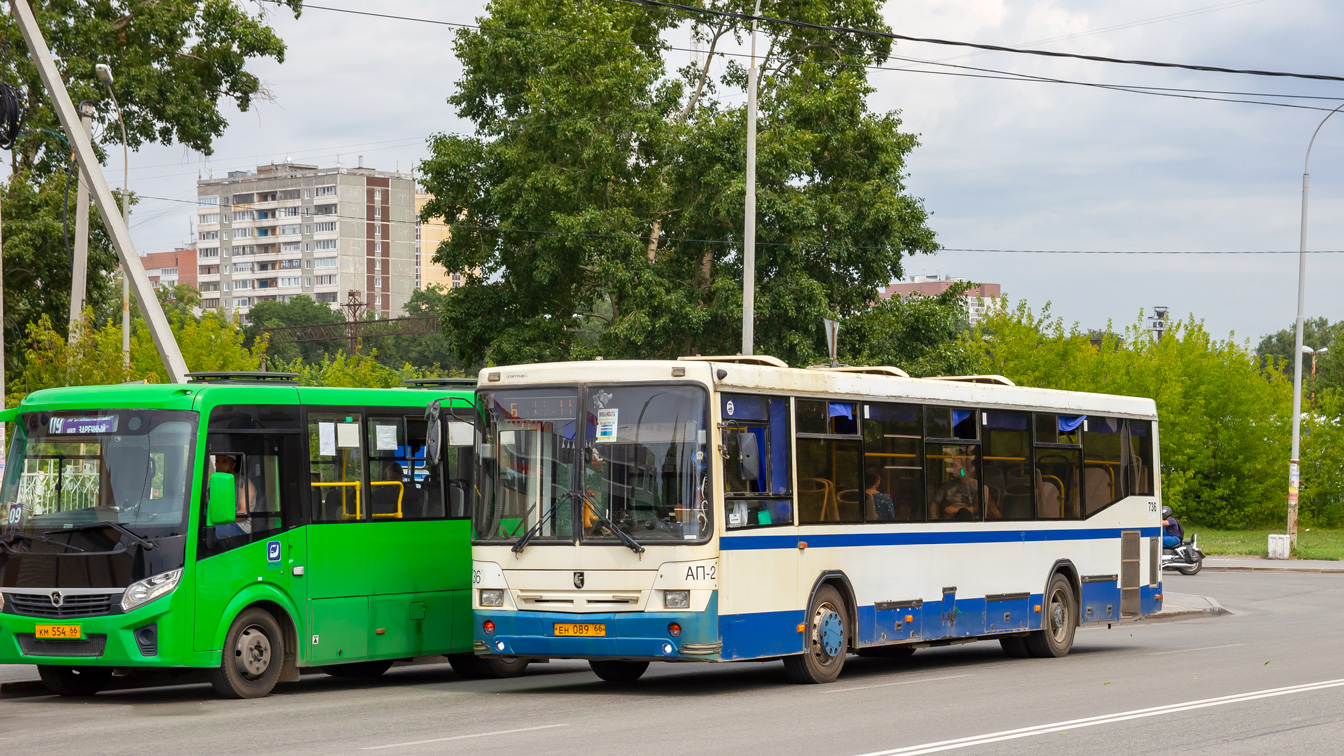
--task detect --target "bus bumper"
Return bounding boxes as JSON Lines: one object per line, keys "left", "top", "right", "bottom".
{"left": 476, "top": 600, "right": 720, "bottom": 661}
{"left": 0, "top": 593, "right": 190, "bottom": 668}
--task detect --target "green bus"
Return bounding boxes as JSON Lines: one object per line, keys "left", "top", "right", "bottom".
{"left": 0, "top": 373, "right": 520, "bottom": 698}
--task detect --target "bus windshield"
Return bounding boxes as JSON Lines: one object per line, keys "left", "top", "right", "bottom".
{"left": 1, "top": 410, "right": 198, "bottom": 539}
{"left": 474, "top": 385, "right": 710, "bottom": 544}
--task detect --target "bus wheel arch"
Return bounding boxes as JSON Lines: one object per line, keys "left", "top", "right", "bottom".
{"left": 252, "top": 600, "right": 300, "bottom": 683}
{"left": 211, "top": 605, "right": 289, "bottom": 698}
{"left": 807, "top": 571, "right": 858, "bottom": 653}
{"left": 1046, "top": 559, "right": 1081, "bottom": 627}
{"left": 785, "top": 574, "right": 854, "bottom": 684}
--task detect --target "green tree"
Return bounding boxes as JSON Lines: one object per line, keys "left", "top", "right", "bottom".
{"left": 372, "top": 285, "right": 465, "bottom": 375}
{"left": 1256, "top": 317, "right": 1342, "bottom": 397}
{"left": 970, "top": 303, "right": 1294, "bottom": 529}
{"left": 243, "top": 294, "right": 345, "bottom": 365}
{"left": 839, "top": 284, "right": 975, "bottom": 376}
{"left": 1, "top": 0, "right": 300, "bottom": 379}
{"left": 419, "top": 0, "right": 936, "bottom": 368}
{"left": 275, "top": 351, "right": 433, "bottom": 389}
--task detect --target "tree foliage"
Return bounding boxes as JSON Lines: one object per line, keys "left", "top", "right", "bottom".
{"left": 1257, "top": 316, "right": 1342, "bottom": 395}
{"left": 242, "top": 294, "right": 345, "bottom": 365}
{"left": 420, "top": 0, "right": 936, "bottom": 368}
{"left": 970, "top": 302, "right": 1298, "bottom": 528}
{"left": 839, "top": 284, "right": 975, "bottom": 376}
{"left": 274, "top": 351, "right": 436, "bottom": 389}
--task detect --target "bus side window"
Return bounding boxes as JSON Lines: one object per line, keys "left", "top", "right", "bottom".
{"left": 200, "top": 404, "right": 302, "bottom": 559}
{"left": 1035, "top": 413, "right": 1082, "bottom": 519}
{"left": 721, "top": 394, "right": 792, "bottom": 529}
{"left": 796, "top": 400, "right": 862, "bottom": 524}
{"left": 983, "top": 411, "right": 1030, "bottom": 521}
{"left": 861, "top": 403, "right": 923, "bottom": 523}
{"left": 1127, "top": 420, "right": 1155, "bottom": 495}
{"left": 309, "top": 411, "right": 366, "bottom": 523}
{"left": 925, "top": 408, "right": 982, "bottom": 522}
{"left": 1083, "top": 416, "right": 1124, "bottom": 516}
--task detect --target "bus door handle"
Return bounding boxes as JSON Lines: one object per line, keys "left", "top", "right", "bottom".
{"left": 293, "top": 566, "right": 305, "bottom": 577}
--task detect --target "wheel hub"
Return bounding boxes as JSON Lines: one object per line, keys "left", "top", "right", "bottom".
{"left": 817, "top": 609, "right": 844, "bottom": 659}
{"left": 236, "top": 626, "right": 272, "bottom": 678}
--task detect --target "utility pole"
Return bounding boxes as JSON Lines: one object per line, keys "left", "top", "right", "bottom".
{"left": 741, "top": 0, "right": 761, "bottom": 357}
{"left": 68, "top": 100, "right": 95, "bottom": 340}
{"left": 9, "top": 0, "right": 189, "bottom": 382}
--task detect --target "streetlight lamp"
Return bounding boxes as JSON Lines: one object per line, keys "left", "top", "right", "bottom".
{"left": 1287, "top": 101, "right": 1344, "bottom": 554}
{"left": 95, "top": 63, "right": 130, "bottom": 368}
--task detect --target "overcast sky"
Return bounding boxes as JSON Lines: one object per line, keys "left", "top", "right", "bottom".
{"left": 80, "top": 0, "right": 1344, "bottom": 346}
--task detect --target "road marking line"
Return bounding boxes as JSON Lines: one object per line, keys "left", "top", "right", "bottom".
{"left": 853, "top": 678, "right": 1344, "bottom": 756}
{"left": 824, "top": 674, "right": 973, "bottom": 694}
{"left": 1148, "top": 643, "right": 1245, "bottom": 656}
{"left": 362, "top": 723, "right": 570, "bottom": 750}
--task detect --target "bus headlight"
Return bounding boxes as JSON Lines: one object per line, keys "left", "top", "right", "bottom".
{"left": 479, "top": 589, "right": 504, "bottom": 607}
{"left": 664, "top": 590, "right": 690, "bottom": 609}
{"left": 121, "top": 569, "right": 182, "bottom": 613}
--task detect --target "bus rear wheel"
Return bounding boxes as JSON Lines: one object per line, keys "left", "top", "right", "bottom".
{"left": 589, "top": 660, "right": 648, "bottom": 683}
{"left": 211, "top": 608, "right": 284, "bottom": 699}
{"left": 324, "top": 660, "right": 394, "bottom": 680}
{"left": 38, "top": 665, "right": 113, "bottom": 697}
{"left": 1025, "top": 574, "right": 1077, "bottom": 658}
{"left": 784, "top": 584, "right": 849, "bottom": 684}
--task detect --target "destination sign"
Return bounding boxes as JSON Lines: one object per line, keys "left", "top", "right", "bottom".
{"left": 48, "top": 416, "right": 119, "bottom": 435}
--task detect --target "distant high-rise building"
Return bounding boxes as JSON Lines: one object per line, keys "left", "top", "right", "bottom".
{"left": 414, "top": 193, "right": 461, "bottom": 291}
{"left": 879, "top": 275, "right": 1002, "bottom": 326}
{"left": 196, "top": 161, "right": 415, "bottom": 321}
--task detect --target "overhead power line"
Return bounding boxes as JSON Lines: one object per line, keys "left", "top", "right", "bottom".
{"left": 263, "top": 1, "right": 1344, "bottom": 114}
{"left": 613, "top": 0, "right": 1344, "bottom": 83}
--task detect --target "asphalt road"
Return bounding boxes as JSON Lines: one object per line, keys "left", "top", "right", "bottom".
{"left": 2, "top": 571, "right": 1341, "bottom": 755}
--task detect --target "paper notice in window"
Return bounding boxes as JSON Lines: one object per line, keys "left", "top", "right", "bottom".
{"left": 595, "top": 409, "right": 618, "bottom": 443}
{"left": 336, "top": 422, "right": 360, "bottom": 448}
{"left": 318, "top": 422, "right": 336, "bottom": 456}
{"left": 376, "top": 424, "right": 398, "bottom": 451}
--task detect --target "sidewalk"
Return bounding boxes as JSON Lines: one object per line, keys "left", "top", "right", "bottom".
{"left": 1146, "top": 591, "right": 1230, "bottom": 623}
{"left": 1203, "top": 556, "right": 1344, "bottom": 574}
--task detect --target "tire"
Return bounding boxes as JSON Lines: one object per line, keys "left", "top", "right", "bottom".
{"left": 486, "top": 656, "right": 530, "bottom": 678}
{"left": 323, "top": 659, "right": 394, "bottom": 680}
{"left": 447, "top": 653, "right": 491, "bottom": 679}
{"left": 1025, "top": 574, "right": 1078, "bottom": 659}
{"left": 37, "top": 665, "right": 113, "bottom": 697}
{"left": 589, "top": 660, "right": 649, "bottom": 683}
{"left": 856, "top": 645, "right": 916, "bottom": 659}
{"left": 211, "top": 608, "right": 284, "bottom": 699}
{"left": 783, "top": 584, "right": 850, "bottom": 684}
{"left": 999, "top": 636, "right": 1031, "bottom": 658}
{"left": 1177, "top": 559, "right": 1203, "bottom": 576}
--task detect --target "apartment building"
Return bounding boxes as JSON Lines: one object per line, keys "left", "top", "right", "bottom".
{"left": 879, "top": 275, "right": 1002, "bottom": 326}
{"left": 196, "top": 161, "right": 415, "bottom": 320}
{"left": 141, "top": 245, "right": 198, "bottom": 291}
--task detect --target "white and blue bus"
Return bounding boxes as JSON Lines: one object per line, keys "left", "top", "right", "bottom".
{"left": 469, "top": 357, "right": 1162, "bottom": 683}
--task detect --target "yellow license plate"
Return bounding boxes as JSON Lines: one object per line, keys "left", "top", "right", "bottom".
{"left": 554, "top": 623, "right": 606, "bottom": 637}
{"left": 35, "top": 624, "right": 83, "bottom": 640}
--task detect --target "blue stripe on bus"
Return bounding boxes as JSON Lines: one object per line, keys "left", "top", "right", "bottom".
{"left": 720, "top": 527, "right": 1162, "bottom": 550}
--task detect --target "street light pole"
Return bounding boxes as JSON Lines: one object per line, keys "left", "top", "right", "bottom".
{"left": 741, "top": 0, "right": 761, "bottom": 357}
{"left": 1288, "top": 101, "right": 1344, "bottom": 553}
{"left": 96, "top": 64, "right": 131, "bottom": 368}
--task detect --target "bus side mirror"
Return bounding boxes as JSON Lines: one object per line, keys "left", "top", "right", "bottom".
{"left": 737, "top": 432, "right": 760, "bottom": 481}
{"left": 207, "top": 472, "right": 237, "bottom": 526}
{"left": 425, "top": 402, "right": 442, "bottom": 465}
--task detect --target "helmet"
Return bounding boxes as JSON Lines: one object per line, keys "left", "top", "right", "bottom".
{"left": 1161, "top": 505, "right": 1173, "bottom": 518}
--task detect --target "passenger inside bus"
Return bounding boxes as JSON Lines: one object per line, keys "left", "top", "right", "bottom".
{"left": 864, "top": 467, "right": 895, "bottom": 522}
{"left": 930, "top": 454, "right": 982, "bottom": 521}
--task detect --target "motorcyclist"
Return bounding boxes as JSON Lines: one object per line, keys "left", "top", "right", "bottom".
{"left": 1162, "top": 505, "right": 1183, "bottom": 549}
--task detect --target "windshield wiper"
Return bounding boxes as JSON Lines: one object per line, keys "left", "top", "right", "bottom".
{"left": 512, "top": 491, "right": 573, "bottom": 554}
{"left": 579, "top": 494, "right": 645, "bottom": 555}
{"left": 50, "top": 521, "right": 156, "bottom": 551}
{"left": 0, "top": 531, "right": 87, "bottom": 553}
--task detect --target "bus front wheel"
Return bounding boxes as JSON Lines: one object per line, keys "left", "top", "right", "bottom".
{"left": 1025, "top": 574, "right": 1077, "bottom": 658}
{"left": 589, "top": 660, "right": 648, "bottom": 683}
{"left": 37, "top": 665, "right": 112, "bottom": 697}
{"left": 211, "top": 608, "right": 284, "bottom": 699}
{"left": 784, "top": 584, "right": 849, "bottom": 684}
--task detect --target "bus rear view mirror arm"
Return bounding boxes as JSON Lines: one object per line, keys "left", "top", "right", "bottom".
{"left": 207, "top": 472, "right": 238, "bottom": 526}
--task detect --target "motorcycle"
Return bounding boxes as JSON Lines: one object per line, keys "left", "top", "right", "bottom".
{"left": 1162, "top": 533, "right": 1205, "bottom": 575}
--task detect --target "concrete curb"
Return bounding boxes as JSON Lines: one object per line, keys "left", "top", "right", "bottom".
{"left": 1138, "top": 593, "right": 1231, "bottom": 624}
{"left": 1201, "top": 564, "right": 1344, "bottom": 574}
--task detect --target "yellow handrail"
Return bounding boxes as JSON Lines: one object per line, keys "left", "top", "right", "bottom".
{"left": 311, "top": 481, "right": 361, "bottom": 519}
{"left": 370, "top": 481, "right": 405, "bottom": 519}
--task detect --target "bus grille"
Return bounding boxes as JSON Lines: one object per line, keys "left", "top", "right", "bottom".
{"left": 17, "top": 634, "right": 108, "bottom": 658}
{"left": 5, "top": 592, "right": 117, "bottom": 619}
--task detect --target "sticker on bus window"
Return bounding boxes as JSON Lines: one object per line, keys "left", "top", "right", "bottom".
{"left": 336, "top": 423, "right": 359, "bottom": 448}
{"left": 595, "top": 409, "right": 618, "bottom": 443}
{"left": 375, "top": 424, "right": 398, "bottom": 451}
{"left": 318, "top": 422, "right": 336, "bottom": 456}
